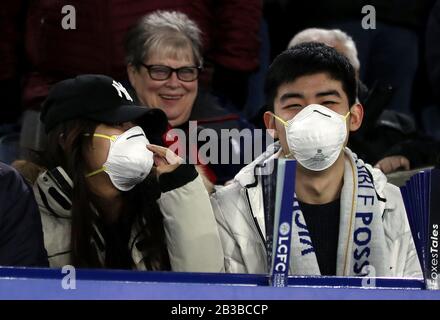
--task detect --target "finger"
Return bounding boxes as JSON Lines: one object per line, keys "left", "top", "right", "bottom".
{"left": 390, "top": 158, "right": 399, "bottom": 172}
{"left": 376, "top": 156, "right": 408, "bottom": 174}
{"left": 388, "top": 156, "right": 407, "bottom": 172}
{"left": 374, "top": 160, "right": 385, "bottom": 172}
{"left": 147, "top": 144, "right": 168, "bottom": 157}
{"left": 147, "top": 144, "right": 182, "bottom": 165}
{"left": 378, "top": 159, "right": 392, "bottom": 174}
{"left": 153, "top": 154, "right": 168, "bottom": 167}
{"left": 400, "top": 156, "right": 410, "bottom": 170}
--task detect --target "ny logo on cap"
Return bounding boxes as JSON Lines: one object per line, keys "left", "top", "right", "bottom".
{"left": 112, "top": 80, "right": 133, "bottom": 102}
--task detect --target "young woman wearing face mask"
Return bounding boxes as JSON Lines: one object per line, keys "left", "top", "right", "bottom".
{"left": 34, "top": 74, "right": 223, "bottom": 271}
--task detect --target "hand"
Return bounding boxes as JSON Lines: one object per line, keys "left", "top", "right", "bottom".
{"left": 147, "top": 144, "right": 183, "bottom": 177}
{"left": 374, "top": 155, "right": 410, "bottom": 174}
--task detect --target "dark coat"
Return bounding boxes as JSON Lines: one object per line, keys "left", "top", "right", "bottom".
{"left": 427, "top": 0, "right": 440, "bottom": 104}
{"left": 0, "top": 162, "right": 48, "bottom": 266}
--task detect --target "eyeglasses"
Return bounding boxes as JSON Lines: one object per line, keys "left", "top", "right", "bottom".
{"left": 140, "top": 63, "right": 201, "bottom": 82}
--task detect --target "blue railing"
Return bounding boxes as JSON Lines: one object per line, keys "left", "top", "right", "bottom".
{"left": 0, "top": 266, "right": 437, "bottom": 300}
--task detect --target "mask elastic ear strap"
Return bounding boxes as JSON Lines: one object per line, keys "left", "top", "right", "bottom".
{"left": 343, "top": 111, "right": 351, "bottom": 130}
{"left": 284, "top": 152, "right": 294, "bottom": 159}
{"left": 84, "top": 133, "right": 117, "bottom": 141}
{"left": 339, "top": 111, "right": 352, "bottom": 152}
{"left": 82, "top": 133, "right": 115, "bottom": 178}
{"left": 267, "top": 112, "right": 293, "bottom": 158}
{"left": 85, "top": 166, "right": 107, "bottom": 178}
{"left": 268, "top": 112, "right": 288, "bottom": 127}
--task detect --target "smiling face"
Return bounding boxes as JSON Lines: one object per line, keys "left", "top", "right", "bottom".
{"left": 264, "top": 72, "right": 363, "bottom": 157}
{"left": 128, "top": 46, "right": 198, "bottom": 127}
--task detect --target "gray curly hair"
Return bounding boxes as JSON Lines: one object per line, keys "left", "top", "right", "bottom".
{"left": 125, "top": 10, "right": 203, "bottom": 68}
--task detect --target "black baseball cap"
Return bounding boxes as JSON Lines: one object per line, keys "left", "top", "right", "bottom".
{"left": 41, "top": 74, "right": 168, "bottom": 135}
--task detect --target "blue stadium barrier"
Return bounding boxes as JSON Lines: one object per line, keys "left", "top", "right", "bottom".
{"left": 1, "top": 267, "right": 439, "bottom": 300}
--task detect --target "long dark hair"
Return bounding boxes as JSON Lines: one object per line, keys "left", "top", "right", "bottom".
{"left": 45, "top": 119, "right": 170, "bottom": 270}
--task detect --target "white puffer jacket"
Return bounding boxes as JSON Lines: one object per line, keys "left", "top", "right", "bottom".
{"left": 34, "top": 165, "right": 224, "bottom": 272}
{"left": 210, "top": 143, "right": 423, "bottom": 278}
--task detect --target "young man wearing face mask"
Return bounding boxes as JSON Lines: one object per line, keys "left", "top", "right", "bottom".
{"left": 210, "top": 42, "right": 422, "bottom": 278}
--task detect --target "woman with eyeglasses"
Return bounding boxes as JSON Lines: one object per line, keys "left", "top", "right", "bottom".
{"left": 125, "top": 10, "right": 254, "bottom": 188}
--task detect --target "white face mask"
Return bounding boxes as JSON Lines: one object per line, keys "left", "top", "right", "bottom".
{"left": 85, "top": 126, "right": 154, "bottom": 191}
{"left": 272, "top": 104, "right": 350, "bottom": 171}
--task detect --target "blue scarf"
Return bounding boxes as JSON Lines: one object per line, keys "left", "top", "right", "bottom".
{"left": 288, "top": 154, "right": 388, "bottom": 276}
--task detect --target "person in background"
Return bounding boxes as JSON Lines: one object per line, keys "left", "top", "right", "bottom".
{"left": 210, "top": 43, "right": 422, "bottom": 278}
{"left": 34, "top": 74, "right": 223, "bottom": 271}
{"left": 0, "top": 161, "right": 48, "bottom": 267}
{"left": 125, "top": 10, "right": 256, "bottom": 187}
{"left": 288, "top": 28, "right": 361, "bottom": 80}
